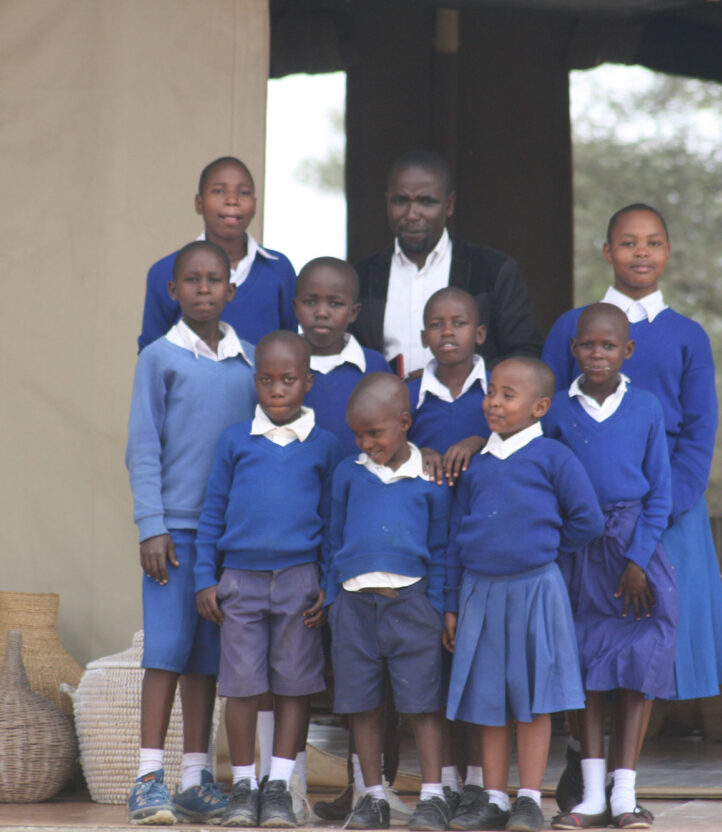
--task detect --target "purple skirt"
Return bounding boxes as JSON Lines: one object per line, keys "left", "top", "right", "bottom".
{"left": 559, "top": 501, "right": 679, "bottom": 699}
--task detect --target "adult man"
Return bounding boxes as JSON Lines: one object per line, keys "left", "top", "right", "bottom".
{"left": 352, "top": 150, "right": 543, "bottom": 376}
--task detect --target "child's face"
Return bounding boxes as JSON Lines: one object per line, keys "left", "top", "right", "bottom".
{"left": 348, "top": 403, "right": 412, "bottom": 470}
{"left": 195, "top": 161, "right": 256, "bottom": 244}
{"left": 421, "top": 295, "right": 486, "bottom": 367}
{"left": 254, "top": 341, "right": 313, "bottom": 425}
{"left": 293, "top": 266, "right": 361, "bottom": 355}
{"left": 483, "top": 362, "right": 549, "bottom": 440}
{"left": 572, "top": 316, "right": 634, "bottom": 388}
{"left": 603, "top": 210, "right": 670, "bottom": 299}
{"left": 167, "top": 249, "right": 235, "bottom": 328}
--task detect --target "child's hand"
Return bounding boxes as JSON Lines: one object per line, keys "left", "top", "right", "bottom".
{"left": 140, "top": 533, "right": 179, "bottom": 584}
{"left": 421, "top": 447, "right": 446, "bottom": 485}
{"left": 614, "top": 561, "right": 655, "bottom": 620}
{"left": 443, "top": 612, "right": 457, "bottom": 652}
{"left": 443, "top": 436, "right": 486, "bottom": 485}
{"left": 303, "top": 589, "right": 327, "bottom": 628}
{"left": 196, "top": 586, "right": 224, "bottom": 625}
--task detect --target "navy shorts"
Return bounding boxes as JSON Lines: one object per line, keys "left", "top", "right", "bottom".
{"left": 217, "top": 562, "right": 326, "bottom": 698}
{"left": 330, "top": 579, "right": 443, "bottom": 714}
{"left": 142, "top": 528, "right": 220, "bottom": 675}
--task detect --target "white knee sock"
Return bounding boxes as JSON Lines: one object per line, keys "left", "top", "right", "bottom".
{"left": 137, "top": 748, "right": 164, "bottom": 779}
{"left": 610, "top": 768, "right": 636, "bottom": 816}
{"left": 293, "top": 750, "right": 307, "bottom": 787}
{"left": 571, "top": 758, "right": 606, "bottom": 815}
{"left": 517, "top": 789, "right": 541, "bottom": 808}
{"left": 352, "top": 753, "right": 366, "bottom": 792}
{"left": 257, "top": 710, "right": 274, "bottom": 781}
{"left": 269, "top": 755, "right": 296, "bottom": 787}
{"left": 420, "top": 783, "right": 444, "bottom": 800}
{"left": 487, "top": 789, "right": 510, "bottom": 811}
{"left": 441, "top": 765, "right": 460, "bottom": 793}
{"left": 465, "top": 765, "right": 484, "bottom": 788}
{"left": 181, "top": 751, "right": 209, "bottom": 790}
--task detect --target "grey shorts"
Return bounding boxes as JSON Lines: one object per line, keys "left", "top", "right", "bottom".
{"left": 217, "top": 562, "right": 326, "bottom": 698}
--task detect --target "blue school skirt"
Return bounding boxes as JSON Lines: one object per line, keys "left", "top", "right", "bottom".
{"left": 663, "top": 496, "right": 722, "bottom": 699}
{"left": 560, "top": 501, "right": 678, "bottom": 699}
{"left": 446, "top": 562, "right": 584, "bottom": 726}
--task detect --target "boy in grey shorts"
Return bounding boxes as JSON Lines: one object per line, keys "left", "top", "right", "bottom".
{"left": 195, "top": 331, "right": 344, "bottom": 827}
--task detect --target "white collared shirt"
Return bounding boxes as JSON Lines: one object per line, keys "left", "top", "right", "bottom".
{"left": 569, "top": 373, "right": 629, "bottom": 422}
{"left": 417, "top": 355, "right": 487, "bottom": 408}
{"left": 197, "top": 231, "right": 278, "bottom": 288}
{"left": 310, "top": 334, "right": 367, "bottom": 375}
{"left": 165, "top": 319, "right": 251, "bottom": 363}
{"left": 482, "top": 422, "right": 543, "bottom": 460}
{"left": 602, "top": 286, "right": 667, "bottom": 324}
{"left": 383, "top": 229, "right": 453, "bottom": 374}
{"left": 250, "top": 405, "right": 315, "bottom": 447}
{"left": 344, "top": 442, "right": 425, "bottom": 591}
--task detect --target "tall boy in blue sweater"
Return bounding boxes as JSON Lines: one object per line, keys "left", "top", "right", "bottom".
{"left": 328, "top": 373, "right": 453, "bottom": 832}
{"left": 125, "top": 240, "right": 257, "bottom": 825}
{"left": 195, "top": 331, "right": 344, "bottom": 828}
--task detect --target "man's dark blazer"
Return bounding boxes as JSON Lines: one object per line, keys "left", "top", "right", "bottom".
{"left": 351, "top": 235, "right": 543, "bottom": 368}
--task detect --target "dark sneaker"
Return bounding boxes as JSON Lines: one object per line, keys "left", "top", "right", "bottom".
{"left": 409, "top": 795, "right": 452, "bottom": 831}
{"left": 474, "top": 796, "right": 511, "bottom": 831}
{"left": 222, "top": 778, "right": 260, "bottom": 827}
{"left": 314, "top": 784, "right": 354, "bottom": 820}
{"left": 449, "top": 785, "right": 488, "bottom": 830}
{"left": 443, "top": 787, "right": 461, "bottom": 816}
{"left": 556, "top": 746, "right": 583, "bottom": 813}
{"left": 128, "top": 769, "right": 177, "bottom": 825}
{"left": 506, "top": 796, "right": 544, "bottom": 832}
{"left": 173, "top": 769, "right": 227, "bottom": 823}
{"left": 259, "top": 779, "right": 297, "bottom": 828}
{"left": 344, "top": 794, "right": 391, "bottom": 829}
{"left": 606, "top": 780, "right": 654, "bottom": 825}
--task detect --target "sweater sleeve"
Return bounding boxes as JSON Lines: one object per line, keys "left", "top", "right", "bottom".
{"left": 274, "top": 252, "right": 299, "bottom": 333}
{"left": 542, "top": 312, "right": 577, "bottom": 392}
{"left": 556, "top": 453, "right": 605, "bottom": 554}
{"left": 138, "top": 256, "right": 179, "bottom": 352}
{"left": 426, "top": 487, "right": 452, "bottom": 614}
{"left": 325, "top": 465, "right": 349, "bottom": 607}
{"left": 626, "top": 400, "right": 673, "bottom": 570}
{"left": 489, "top": 257, "right": 544, "bottom": 364}
{"left": 125, "top": 352, "right": 168, "bottom": 542}
{"left": 445, "top": 477, "right": 470, "bottom": 612}
{"left": 318, "top": 438, "right": 346, "bottom": 594}
{"left": 194, "top": 430, "right": 236, "bottom": 592}
{"left": 670, "top": 327, "right": 718, "bottom": 519}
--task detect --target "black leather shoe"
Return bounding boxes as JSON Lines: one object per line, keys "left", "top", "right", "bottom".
{"left": 222, "top": 778, "right": 259, "bottom": 827}
{"left": 474, "top": 796, "right": 511, "bottom": 831}
{"left": 506, "top": 796, "right": 544, "bottom": 832}
{"left": 409, "top": 795, "right": 452, "bottom": 831}
{"left": 344, "top": 794, "right": 391, "bottom": 829}
{"left": 443, "top": 787, "right": 461, "bottom": 816}
{"left": 259, "top": 779, "right": 296, "bottom": 827}
{"left": 449, "top": 785, "right": 488, "bottom": 830}
{"left": 556, "top": 746, "right": 583, "bottom": 812}
{"left": 314, "top": 784, "right": 354, "bottom": 820}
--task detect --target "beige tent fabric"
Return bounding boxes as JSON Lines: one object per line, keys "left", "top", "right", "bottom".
{"left": 0, "top": 0, "right": 270, "bottom": 666}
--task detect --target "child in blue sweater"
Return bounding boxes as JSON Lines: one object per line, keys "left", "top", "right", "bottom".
{"left": 294, "top": 257, "right": 392, "bottom": 456}
{"left": 542, "top": 205, "right": 722, "bottom": 814}
{"left": 544, "top": 305, "right": 677, "bottom": 830}
{"left": 328, "top": 373, "right": 453, "bottom": 832}
{"left": 125, "top": 240, "right": 257, "bottom": 825}
{"left": 445, "top": 357, "right": 604, "bottom": 832}
{"left": 138, "top": 156, "right": 297, "bottom": 350}
{"left": 195, "top": 331, "right": 343, "bottom": 828}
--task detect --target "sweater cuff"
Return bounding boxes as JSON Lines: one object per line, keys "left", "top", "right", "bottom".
{"left": 444, "top": 588, "right": 459, "bottom": 613}
{"left": 137, "top": 515, "right": 168, "bottom": 543}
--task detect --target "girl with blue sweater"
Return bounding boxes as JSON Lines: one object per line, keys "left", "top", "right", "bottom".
{"left": 545, "top": 304, "right": 677, "bottom": 830}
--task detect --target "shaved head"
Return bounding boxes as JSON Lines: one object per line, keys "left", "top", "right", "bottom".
{"left": 495, "top": 357, "right": 556, "bottom": 400}
{"left": 423, "top": 286, "right": 479, "bottom": 327}
{"left": 255, "top": 330, "right": 311, "bottom": 372}
{"left": 346, "top": 372, "right": 410, "bottom": 422}
{"left": 577, "top": 303, "right": 630, "bottom": 341}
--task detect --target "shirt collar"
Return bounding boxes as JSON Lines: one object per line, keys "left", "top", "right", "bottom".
{"left": 250, "top": 405, "right": 315, "bottom": 442}
{"left": 166, "top": 319, "right": 252, "bottom": 363}
{"left": 569, "top": 373, "right": 629, "bottom": 408}
{"left": 355, "top": 442, "right": 426, "bottom": 483}
{"left": 197, "top": 231, "right": 278, "bottom": 286}
{"left": 481, "top": 422, "right": 543, "bottom": 460}
{"left": 309, "top": 334, "right": 367, "bottom": 375}
{"left": 417, "top": 355, "right": 487, "bottom": 407}
{"left": 602, "top": 286, "right": 667, "bottom": 323}
{"left": 393, "top": 228, "right": 450, "bottom": 270}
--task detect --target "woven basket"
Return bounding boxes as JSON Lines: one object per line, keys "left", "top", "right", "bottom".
{"left": 65, "top": 630, "right": 220, "bottom": 804}
{"left": 0, "top": 630, "right": 77, "bottom": 802}
{"left": 0, "top": 591, "right": 82, "bottom": 719}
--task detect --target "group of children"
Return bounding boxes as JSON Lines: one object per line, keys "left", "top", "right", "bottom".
{"left": 125, "top": 155, "right": 722, "bottom": 832}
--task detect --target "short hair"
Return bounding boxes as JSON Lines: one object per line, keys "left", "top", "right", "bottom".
{"left": 297, "top": 257, "right": 360, "bottom": 302}
{"left": 386, "top": 149, "right": 454, "bottom": 195}
{"left": 606, "top": 203, "right": 669, "bottom": 243}
{"left": 423, "top": 287, "right": 479, "bottom": 326}
{"left": 172, "top": 240, "right": 231, "bottom": 282}
{"left": 496, "top": 356, "right": 556, "bottom": 400}
{"left": 198, "top": 156, "right": 255, "bottom": 194}
{"left": 577, "top": 303, "right": 630, "bottom": 341}
{"left": 255, "top": 330, "right": 311, "bottom": 371}
{"left": 347, "top": 372, "right": 410, "bottom": 417}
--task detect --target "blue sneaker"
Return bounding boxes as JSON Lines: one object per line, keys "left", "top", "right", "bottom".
{"left": 128, "top": 769, "right": 177, "bottom": 825}
{"left": 174, "top": 769, "right": 228, "bottom": 823}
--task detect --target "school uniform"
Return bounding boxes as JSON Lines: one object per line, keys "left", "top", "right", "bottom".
{"left": 407, "top": 355, "right": 490, "bottom": 453}
{"left": 327, "top": 444, "right": 452, "bottom": 714}
{"left": 304, "top": 334, "right": 393, "bottom": 456}
{"left": 445, "top": 424, "right": 604, "bottom": 726}
{"left": 542, "top": 288, "right": 722, "bottom": 699}
{"left": 138, "top": 233, "right": 297, "bottom": 350}
{"left": 194, "top": 406, "right": 344, "bottom": 698}
{"left": 126, "top": 320, "right": 256, "bottom": 674}
{"left": 545, "top": 381, "right": 678, "bottom": 698}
